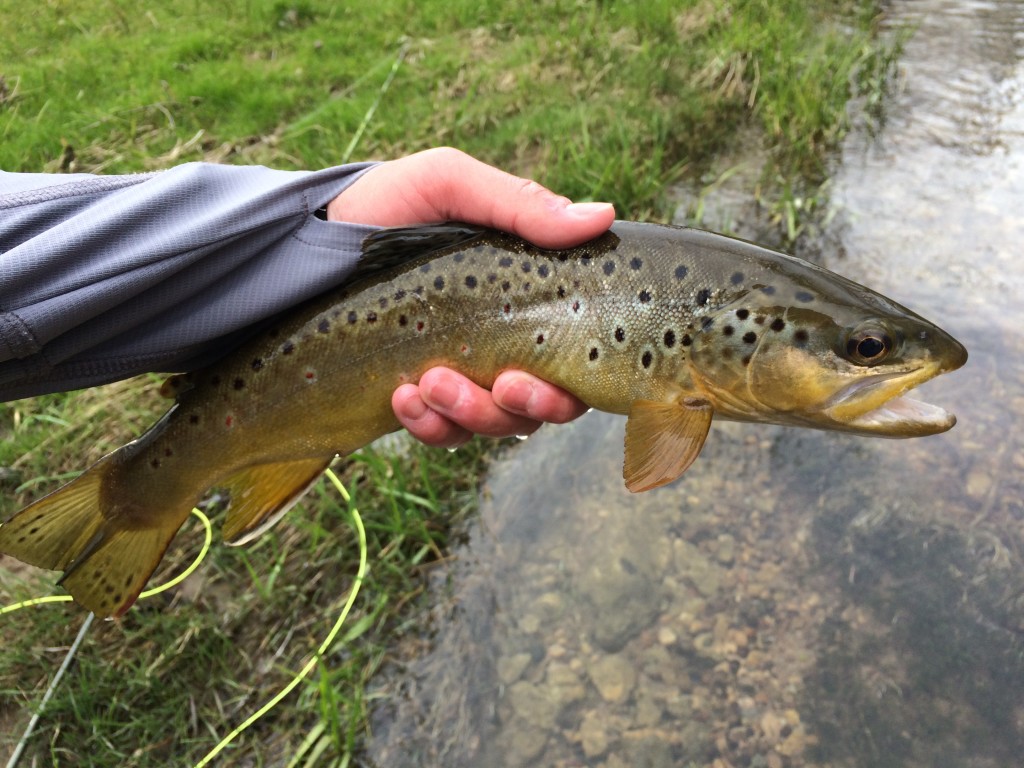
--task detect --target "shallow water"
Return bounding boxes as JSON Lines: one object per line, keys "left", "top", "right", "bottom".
{"left": 367, "top": 2, "right": 1024, "bottom": 766}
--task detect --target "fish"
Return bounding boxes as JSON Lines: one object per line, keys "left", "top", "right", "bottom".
{"left": 0, "top": 221, "right": 967, "bottom": 617}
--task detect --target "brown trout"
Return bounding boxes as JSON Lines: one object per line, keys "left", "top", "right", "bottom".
{"left": 0, "top": 222, "right": 967, "bottom": 616}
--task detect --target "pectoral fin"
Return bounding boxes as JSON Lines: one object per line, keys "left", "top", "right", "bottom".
{"left": 623, "top": 399, "right": 713, "bottom": 492}
{"left": 220, "top": 458, "right": 333, "bottom": 545}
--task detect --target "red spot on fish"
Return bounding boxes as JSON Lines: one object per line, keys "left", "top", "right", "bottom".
{"left": 224, "top": 415, "right": 234, "bottom": 429}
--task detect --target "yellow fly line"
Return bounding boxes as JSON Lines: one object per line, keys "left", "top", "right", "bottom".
{"left": 1, "top": 468, "right": 368, "bottom": 768}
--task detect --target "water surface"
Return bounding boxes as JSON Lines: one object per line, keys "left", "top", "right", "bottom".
{"left": 368, "top": 2, "right": 1024, "bottom": 766}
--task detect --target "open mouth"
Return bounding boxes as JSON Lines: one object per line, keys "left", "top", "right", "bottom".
{"left": 822, "top": 367, "right": 957, "bottom": 437}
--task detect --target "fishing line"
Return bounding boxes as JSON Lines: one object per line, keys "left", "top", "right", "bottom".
{"left": 2, "top": 472, "right": 366, "bottom": 766}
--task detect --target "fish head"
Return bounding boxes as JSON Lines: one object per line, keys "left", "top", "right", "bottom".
{"left": 685, "top": 268, "right": 968, "bottom": 437}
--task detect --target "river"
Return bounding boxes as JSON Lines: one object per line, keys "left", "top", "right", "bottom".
{"left": 367, "top": 2, "right": 1024, "bottom": 766}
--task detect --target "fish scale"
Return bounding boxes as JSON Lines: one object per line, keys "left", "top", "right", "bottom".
{"left": 0, "top": 221, "right": 967, "bottom": 616}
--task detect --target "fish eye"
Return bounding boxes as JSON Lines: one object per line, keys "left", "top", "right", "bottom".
{"left": 845, "top": 327, "right": 893, "bottom": 365}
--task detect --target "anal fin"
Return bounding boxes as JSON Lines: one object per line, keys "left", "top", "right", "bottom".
{"left": 220, "top": 458, "right": 333, "bottom": 545}
{"left": 623, "top": 398, "right": 714, "bottom": 492}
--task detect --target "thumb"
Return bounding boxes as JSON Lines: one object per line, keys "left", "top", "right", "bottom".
{"left": 328, "top": 147, "right": 615, "bottom": 249}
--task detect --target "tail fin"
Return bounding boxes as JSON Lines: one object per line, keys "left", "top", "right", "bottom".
{"left": 0, "top": 459, "right": 188, "bottom": 617}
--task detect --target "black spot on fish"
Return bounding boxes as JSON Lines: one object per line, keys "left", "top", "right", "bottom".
{"left": 770, "top": 318, "right": 786, "bottom": 332}
{"left": 743, "top": 331, "right": 757, "bottom": 344}
{"left": 502, "top": 281, "right": 511, "bottom": 292}
{"left": 537, "top": 264, "right": 550, "bottom": 278}
{"left": 318, "top": 318, "right": 330, "bottom": 334}
{"left": 630, "top": 257, "right": 643, "bottom": 270}
{"left": 742, "top": 355, "right": 752, "bottom": 366}
{"left": 399, "top": 314, "right": 408, "bottom": 326}
{"left": 615, "top": 327, "right": 626, "bottom": 343}
{"left": 251, "top": 358, "right": 264, "bottom": 371}
{"left": 603, "top": 261, "right": 615, "bottom": 276}
{"left": 453, "top": 252, "right": 465, "bottom": 263}
{"left": 731, "top": 271, "right": 744, "bottom": 285}
{"left": 419, "top": 263, "right": 432, "bottom": 273}
{"left": 557, "top": 286, "right": 566, "bottom": 298}
{"left": 367, "top": 312, "right": 377, "bottom": 323}
{"left": 681, "top": 334, "right": 693, "bottom": 347}
{"left": 164, "top": 448, "right": 173, "bottom": 457}
{"left": 150, "top": 458, "right": 160, "bottom": 469}
{"left": 754, "top": 315, "right": 765, "bottom": 325}
{"left": 580, "top": 253, "right": 592, "bottom": 266}
{"left": 189, "top": 414, "right": 200, "bottom": 425}
{"left": 125, "top": 574, "right": 134, "bottom": 588}
{"left": 795, "top": 291, "right": 815, "bottom": 303}
{"left": 589, "top": 347, "right": 599, "bottom": 361}
{"left": 522, "top": 282, "right": 532, "bottom": 292}
{"left": 723, "top": 325, "right": 734, "bottom": 336}
{"left": 434, "top": 276, "right": 445, "bottom": 290}
{"left": 536, "top": 333, "right": 545, "bottom": 344}
{"left": 499, "top": 256, "right": 513, "bottom": 268}
{"left": 794, "top": 329, "right": 809, "bottom": 346}
{"left": 394, "top": 289, "right": 406, "bottom": 300}
{"left": 465, "top": 275, "right": 478, "bottom": 289}
{"left": 736, "top": 308, "right": 750, "bottom": 320}
{"left": 664, "top": 330, "right": 676, "bottom": 348}
{"left": 233, "top": 378, "right": 245, "bottom": 390}
{"left": 522, "top": 261, "right": 532, "bottom": 273}
{"left": 487, "top": 273, "right": 498, "bottom": 283}
{"left": 760, "top": 285, "right": 776, "bottom": 295}
{"left": 282, "top": 341, "right": 295, "bottom": 355}
{"left": 378, "top": 296, "right": 389, "bottom": 309}
{"left": 347, "top": 311, "right": 358, "bottom": 324}
{"left": 674, "top": 264, "right": 688, "bottom": 280}
{"left": 638, "top": 289, "right": 652, "bottom": 303}
{"left": 641, "top": 351, "right": 653, "bottom": 368}
{"left": 210, "top": 375, "right": 221, "bottom": 387}
{"left": 696, "top": 288, "right": 711, "bottom": 306}
{"left": 414, "top": 286, "right": 424, "bottom": 295}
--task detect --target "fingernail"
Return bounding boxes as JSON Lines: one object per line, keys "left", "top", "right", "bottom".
{"left": 566, "top": 201, "right": 614, "bottom": 217}
{"left": 424, "top": 378, "right": 461, "bottom": 411}
{"left": 497, "top": 377, "right": 535, "bottom": 414}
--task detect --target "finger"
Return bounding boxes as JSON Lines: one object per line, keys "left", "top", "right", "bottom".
{"left": 491, "top": 370, "right": 589, "bottom": 424}
{"left": 416, "top": 367, "right": 544, "bottom": 438}
{"left": 392, "top": 383, "right": 473, "bottom": 448}
{"left": 328, "top": 147, "right": 614, "bottom": 249}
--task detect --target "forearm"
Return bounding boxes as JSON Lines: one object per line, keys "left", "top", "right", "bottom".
{"left": 0, "top": 161, "right": 379, "bottom": 401}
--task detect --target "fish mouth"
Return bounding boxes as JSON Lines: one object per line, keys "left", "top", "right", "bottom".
{"left": 821, "top": 364, "right": 957, "bottom": 437}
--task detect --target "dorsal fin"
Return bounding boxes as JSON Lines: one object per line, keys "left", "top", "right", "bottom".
{"left": 356, "top": 222, "right": 489, "bottom": 279}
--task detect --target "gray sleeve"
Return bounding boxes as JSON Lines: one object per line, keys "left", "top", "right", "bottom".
{"left": 0, "top": 161, "right": 382, "bottom": 401}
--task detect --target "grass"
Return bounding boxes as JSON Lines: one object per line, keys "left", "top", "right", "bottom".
{"left": 0, "top": 0, "right": 897, "bottom": 765}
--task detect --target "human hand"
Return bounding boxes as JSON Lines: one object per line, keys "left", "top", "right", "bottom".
{"left": 329, "top": 147, "right": 609, "bottom": 447}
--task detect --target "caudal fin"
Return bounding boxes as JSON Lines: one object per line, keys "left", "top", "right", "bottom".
{"left": 0, "top": 461, "right": 187, "bottom": 617}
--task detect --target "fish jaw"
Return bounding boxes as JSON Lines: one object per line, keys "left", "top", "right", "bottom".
{"left": 820, "top": 359, "right": 960, "bottom": 437}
